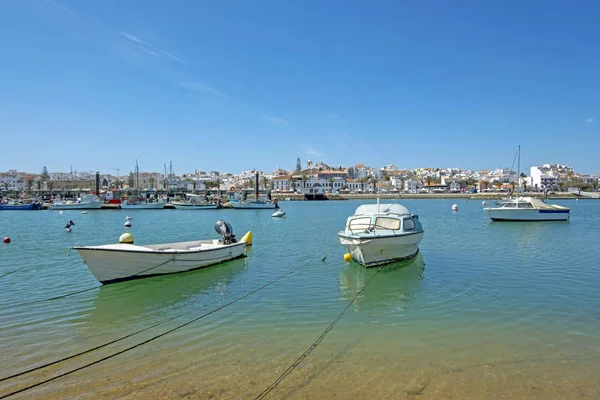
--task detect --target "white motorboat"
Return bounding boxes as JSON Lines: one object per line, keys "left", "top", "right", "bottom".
{"left": 484, "top": 196, "right": 570, "bottom": 221}
{"left": 338, "top": 201, "right": 424, "bottom": 267}
{"left": 171, "top": 193, "right": 220, "bottom": 209}
{"left": 50, "top": 194, "right": 104, "bottom": 210}
{"left": 272, "top": 210, "right": 286, "bottom": 217}
{"left": 73, "top": 220, "right": 252, "bottom": 284}
{"left": 121, "top": 199, "right": 166, "bottom": 209}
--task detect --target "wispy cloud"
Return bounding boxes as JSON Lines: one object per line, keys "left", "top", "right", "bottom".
{"left": 42, "top": 0, "right": 76, "bottom": 15}
{"left": 585, "top": 118, "right": 594, "bottom": 123}
{"left": 261, "top": 115, "right": 293, "bottom": 126}
{"left": 181, "top": 81, "right": 227, "bottom": 98}
{"left": 120, "top": 32, "right": 188, "bottom": 66}
{"left": 302, "top": 145, "right": 324, "bottom": 157}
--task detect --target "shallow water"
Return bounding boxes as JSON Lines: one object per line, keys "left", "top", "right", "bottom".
{"left": 0, "top": 199, "right": 599, "bottom": 399}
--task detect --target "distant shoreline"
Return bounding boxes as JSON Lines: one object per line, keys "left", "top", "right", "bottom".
{"left": 272, "top": 192, "right": 580, "bottom": 201}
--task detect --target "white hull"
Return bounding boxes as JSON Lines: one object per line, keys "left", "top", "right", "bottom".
{"left": 338, "top": 232, "right": 424, "bottom": 267}
{"left": 485, "top": 208, "right": 569, "bottom": 221}
{"left": 231, "top": 201, "right": 277, "bottom": 209}
{"left": 121, "top": 201, "right": 165, "bottom": 209}
{"left": 51, "top": 201, "right": 104, "bottom": 210}
{"left": 172, "top": 202, "right": 219, "bottom": 209}
{"left": 74, "top": 240, "right": 246, "bottom": 284}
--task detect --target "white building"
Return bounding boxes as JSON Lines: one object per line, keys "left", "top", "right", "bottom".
{"left": 530, "top": 166, "right": 559, "bottom": 190}
{"left": 404, "top": 179, "right": 423, "bottom": 193}
{"left": 0, "top": 171, "right": 26, "bottom": 191}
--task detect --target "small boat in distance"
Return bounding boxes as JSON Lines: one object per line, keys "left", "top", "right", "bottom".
{"left": 50, "top": 194, "right": 104, "bottom": 210}
{"left": 483, "top": 146, "right": 570, "bottom": 221}
{"left": 73, "top": 220, "right": 252, "bottom": 284}
{"left": 272, "top": 210, "right": 286, "bottom": 217}
{"left": 484, "top": 197, "right": 570, "bottom": 221}
{"left": 0, "top": 199, "right": 43, "bottom": 210}
{"left": 231, "top": 171, "right": 278, "bottom": 209}
{"left": 171, "top": 194, "right": 220, "bottom": 209}
{"left": 338, "top": 200, "right": 425, "bottom": 267}
{"left": 121, "top": 197, "right": 166, "bottom": 209}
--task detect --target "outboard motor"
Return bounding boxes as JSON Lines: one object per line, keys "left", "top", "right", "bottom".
{"left": 214, "top": 220, "right": 237, "bottom": 244}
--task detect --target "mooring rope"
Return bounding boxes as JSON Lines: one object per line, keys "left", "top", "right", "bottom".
{"left": 254, "top": 264, "right": 385, "bottom": 400}
{"left": 0, "top": 248, "right": 70, "bottom": 279}
{"left": 0, "top": 242, "right": 339, "bottom": 399}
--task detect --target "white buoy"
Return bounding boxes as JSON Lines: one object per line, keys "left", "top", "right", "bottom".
{"left": 66, "top": 227, "right": 72, "bottom": 232}
{"left": 482, "top": 201, "right": 487, "bottom": 206}
{"left": 451, "top": 204, "right": 458, "bottom": 212}
{"left": 272, "top": 210, "right": 286, "bottom": 217}
{"left": 126, "top": 216, "right": 133, "bottom": 221}
{"left": 124, "top": 221, "right": 132, "bottom": 227}
{"left": 81, "top": 211, "right": 88, "bottom": 214}
{"left": 59, "top": 211, "right": 64, "bottom": 215}
{"left": 576, "top": 198, "right": 579, "bottom": 202}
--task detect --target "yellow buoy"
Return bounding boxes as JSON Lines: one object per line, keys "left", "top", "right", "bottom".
{"left": 343, "top": 253, "right": 352, "bottom": 262}
{"left": 119, "top": 233, "right": 134, "bottom": 244}
{"left": 240, "top": 231, "right": 252, "bottom": 246}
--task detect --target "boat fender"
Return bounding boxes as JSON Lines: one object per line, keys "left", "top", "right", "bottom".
{"left": 3, "top": 237, "right": 10, "bottom": 244}
{"left": 240, "top": 231, "right": 252, "bottom": 246}
{"left": 119, "top": 233, "right": 134, "bottom": 244}
{"left": 343, "top": 253, "right": 351, "bottom": 262}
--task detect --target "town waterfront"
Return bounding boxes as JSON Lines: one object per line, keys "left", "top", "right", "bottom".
{"left": 0, "top": 199, "right": 599, "bottom": 399}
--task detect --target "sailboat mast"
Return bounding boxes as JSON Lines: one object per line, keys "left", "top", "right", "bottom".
{"left": 517, "top": 145, "right": 521, "bottom": 198}
{"left": 255, "top": 171, "right": 259, "bottom": 201}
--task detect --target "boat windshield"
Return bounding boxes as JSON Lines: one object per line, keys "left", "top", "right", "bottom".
{"left": 347, "top": 217, "right": 371, "bottom": 231}
{"left": 374, "top": 217, "right": 401, "bottom": 230}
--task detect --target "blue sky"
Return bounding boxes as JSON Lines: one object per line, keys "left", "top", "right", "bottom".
{"left": 1, "top": 0, "right": 599, "bottom": 176}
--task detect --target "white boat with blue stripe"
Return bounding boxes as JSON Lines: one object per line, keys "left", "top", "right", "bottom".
{"left": 484, "top": 196, "right": 570, "bottom": 221}
{"left": 338, "top": 201, "right": 424, "bottom": 267}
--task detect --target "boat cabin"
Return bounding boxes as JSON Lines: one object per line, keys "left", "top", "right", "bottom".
{"left": 343, "top": 204, "right": 421, "bottom": 236}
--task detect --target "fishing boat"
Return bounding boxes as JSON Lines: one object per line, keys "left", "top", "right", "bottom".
{"left": 484, "top": 146, "right": 570, "bottom": 221}
{"left": 73, "top": 220, "right": 252, "bottom": 284}
{"left": 0, "top": 200, "right": 43, "bottom": 210}
{"left": 338, "top": 200, "right": 425, "bottom": 267}
{"left": 231, "top": 171, "right": 278, "bottom": 209}
{"left": 50, "top": 194, "right": 104, "bottom": 210}
{"left": 121, "top": 198, "right": 166, "bottom": 209}
{"left": 171, "top": 193, "right": 220, "bottom": 209}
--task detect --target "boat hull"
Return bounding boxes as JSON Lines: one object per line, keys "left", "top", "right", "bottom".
{"left": 121, "top": 201, "right": 165, "bottom": 209}
{"left": 0, "top": 203, "right": 42, "bottom": 210}
{"left": 338, "top": 232, "right": 424, "bottom": 267}
{"left": 50, "top": 201, "right": 104, "bottom": 210}
{"left": 74, "top": 241, "right": 247, "bottom": 284}
{"left": 231, "top": 201, "right": 277, "bottom": 209}
{"left": 172, "top": 202, "right": 219, "bottom": 209}
{"left": 485, "top": 208, "right": 570, "bottom": 221}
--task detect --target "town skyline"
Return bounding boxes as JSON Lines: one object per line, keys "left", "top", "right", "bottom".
{"left": 2, "top": 2, "right": 599, "bottom": 175}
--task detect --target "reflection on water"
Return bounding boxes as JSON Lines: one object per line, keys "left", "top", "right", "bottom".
{"left": 339, "top": 254, "right": 425, "bottom": 314}
{"left": 81, "top": 257, "right": 249, "bottom": 333}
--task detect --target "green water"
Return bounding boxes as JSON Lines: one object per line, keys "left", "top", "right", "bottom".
{"left": 0, "top": 199, "right": 599, "bottom": 399}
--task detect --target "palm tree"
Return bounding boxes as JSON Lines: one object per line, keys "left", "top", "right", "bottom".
{"left": 510, "top": 181, "right": 516, "bottom": 192}
{"left": 262, "top": 176, "right": 269, "bottom": 191}
{"left": 359, "top": 176, "right": 369, "bottom": 192}
{"left": 26, "top": 177, "right": 34, "bottom": 194}
{"left": 493, "top": 181, "right": 504, "bottom": 191}
{"left": 192, "top": 180, "right": 197, "bottom": 193}
{"left": 369, "top": 176, "right": 378, "bottom": 193}
{"left": 479, "top": 180, "right": 490, "bottom": 191}
{"left": 425, "top": 176, "right": 433, "bottom": 189}
{"left": 328, "top": 177, "right": 334, "bottom": 193}
{"left": 522, "top": 181, "right": 528, "bottom": 192}
{"left": 290, "top": 177, "right": 297, "bottom": 192}
{"left": 149, "top": 177, "right": 156, "bottom": 189}
{"left": 557, "top": 181, "right": 565, "bottom": 192}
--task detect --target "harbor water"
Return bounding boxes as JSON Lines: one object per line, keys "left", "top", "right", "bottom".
{"left": 0, "top": 199, "right": 599, "bottom": 399}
